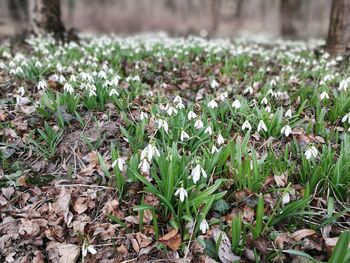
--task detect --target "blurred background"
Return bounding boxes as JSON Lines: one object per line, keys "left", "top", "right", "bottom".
{"left": 0, "top": 0, "right": 331, "bottom": 38}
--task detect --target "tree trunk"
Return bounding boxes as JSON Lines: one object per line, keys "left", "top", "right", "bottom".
{"left": 326, "top": 0, "right": 350, "bottom": 56}
{"left": 210, "top": 0, "right": 221, "bottom": 37}
{"left": 29, "top": 0, "right": 65, "bottom": 38}
{"left": 280, "top": 0, "right": 301, "bottom": 37}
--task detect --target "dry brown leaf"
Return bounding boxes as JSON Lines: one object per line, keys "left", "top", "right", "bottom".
{"left": 55, "top": 187, "right": 73, "bottom": 226}
{"left": 47, "top": 242, "right": 80, "bottom": 263}
{"left": 243, "top": 205, "right": 255, "bottom": 222}
{"left": 254, "top": 237, "right": 268, "bottom": 253}
{"left": 324, "top": 237, "right": 338, "bottom": 247}
{"left": 291, "top": 229, "right": 316, "bottom": 241}
{"left": 73, "top": 197, "right": 88, "bottom": 215}
{"left": 159, "top": 228, "right": 182, "bottom": 251}
{"left": 211, "top": 228, "right": 240, "bottom": 263}
{"left": 1, "top": 187, "right": 15, "bottom": 200}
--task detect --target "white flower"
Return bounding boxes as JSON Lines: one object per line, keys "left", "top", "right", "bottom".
{"left": 261, "top": 97, "right": 268, "bottom": 105}
{"left": 211, "top": 145, "right": 219, "bottom": 154}
{"left": 37, "top": 80, "right": 47, "bottom": 90}
{"left": 242, "top": 120, "right": 252, "bottom": 131}
{"left": 218, "top": 92, "right": 228, "bottom": 101}
{"left": 63, "top": 83, "right": 74, "bottom": 94}
{"left": 157, "top": 119, "right": 169, "bottom": 134}
{"left": 232, "top": 99, "right": 241, "bottom": 109}
{"left": 175, "top": 187, "right": 188, "bottom": 202}
{"left": 112, "top": 157, "right": 126, "bottom": 171}
{"left": 167, "top": 106, "right": 178, "bottom": 116}
{"left": 89, "top": 89, "right": 96, "bottom": 97}
{"left": 281, "top": 125, "right": 292, "bottom": 137}
{"left": 109, "top": 89, "right": 119, "bottom": 96}
{"left": 211, "top": 79, "right": 219, "bottom": 89}
{"left": 341, "top": 113, "right": 350, "bottom": 123}
{"left": 180, "top": 130, "right": 190, "bottom": 141}
{"left": 339, "top": 79, "right": 349, "bottom": 92}
{"left": 265, "top": 106, "right": 271, "bottom": 113}
{"left": 141, "top": 144, "right": 160, "bottom": 162}
{"left": 285, "top": 109, "right": 292, "bottom": 118}
{"left": 191, "top": 164, "right": 207, "bottom": 184}
{"left": 244, "top": 86, "right": 253, "bottom": 95}
{"left": 320, "top": 92, "right": 329, "bottom": 101}
{"left": 194, "top": 119, "right": 204, "bottom": 129}
{"left": 173, "top": 95, "right": 182, "bottom": 104}
{"left": 82, "top": 245, "right": 97, "bottom": 257}
{"left": 304, "top": 146, "right": 318, "bottom": 160}
{"left": 204, "top": 126, "right": 213, "bottom": 135}
{"left": 200, "top": 218, "right": 209, "bottom": 234}
{"left": 257, "top": 120, "right": 267, "bottom": 133}
{"left": 188, "top": 111, "right": 197, "bottom": 120}
{"left": 176, "top": 102, "right": 185, "bottom": 109}
{"left": 217, "top": 134, "right": 225, "bottom": 146}
{"left": 18, "top": 87, "right": 25, "bottom": 96}
{"left": 140, "top": 112, "right": 148, "bottom": 121}
{"left": 282, "top": 192, "right": 290, "bottom": 205}
{"left": 207, "top": 100, "right": 218, "bottom": 109}
{"left": 139, "top": 159, "right": 151, "bottom": 175}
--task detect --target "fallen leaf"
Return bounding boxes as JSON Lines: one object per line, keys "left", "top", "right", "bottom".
{"left": 159, "top": 228, "right": 182, "bottom": 251}
{"left": 55, "top": 187, "right": 73, "bottom": 226}
{"left": 211, "top": 228, "right": 240, "bottom": 263}
{"left": 291, "top": 229, "right": 316, "bottom": 241}
{"left": 73, "top": 197, "right": 88, "bottom": 214}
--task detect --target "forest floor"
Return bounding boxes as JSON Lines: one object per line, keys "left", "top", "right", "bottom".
{"left": 0, "top": 33, "right": 350, "bottom": 263}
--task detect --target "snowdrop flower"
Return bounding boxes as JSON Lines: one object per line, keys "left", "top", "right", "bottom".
{"left": 59, "top": 74, "right": 66, "bottom": 83}
{"left": 304, "top": 146, "right": 318, "bottom": 160}
{"left": 338, "top": 79, "right": 349, "bottom": 92}
{"left": 157, "top": 119, "right": 169, "bottom": 134}
{"left": 82, "top": 245, "right": 97, "bottom": 257}
{"left": 242, "top": 120, "right": 252, "bottom": 131}
{"left": 281, "top": 125, "right": 292, "bottom": 137}
{"left": 191, "top": 164, "right": 207, "bottom": 183}
{"left": 188, "top": 111, "right": 197, "bottom": 120}
{"left": 166, "top": 106, "right": 178, "bottom": 116}
{"left": 112, "top": 157, "right": 126, "bottom": 171}
{"left": 200, "top": 218, "right": 209, "bottom": 234}
{"left": 89, "top": 89, "right": 96, "bottom": 97}
{"left": 18, "top": 87, "right": 25, "bottom": 96}
{"left": 320, "top": 91, "right": 329, "bottom": 101}
{"left": 261, "top": 97, "right": 268, "bottom": 105}
{"left": 176, "top": 102, "right": 185, "bottom": 109}
{"left": 194, "top": 119, "right": 204, "bottom": 129}
{"left": 141, "top": 144, "right": 160, "bottom": 162}
{"left": 267, "top": 89, "right": 275, "bottom": 96}
{"left": 257, "top": 120, "right": 267, "bottom": 132}
{"left": 243, "top": 86, "right": 253, "bottom": 95}
{"left": 37, "top": 80, "right": 47, "bottom": 90}
{"left": 265, "top": 106, "right": 271, "bottom": 113}
{"left": 211, "top": 79, "right": 219, "bottom": 89}
{"left": 140, "top": 112, "right": 148, "bottom": 121}
{"left": 16, "top": 95, "right": 31, "bottom": 106}
{"left": 63, "top": 83, "right": 74, "bottom": 94}
{"left": 341, "top": 112, "right": 350, "bottom": 123}
{"left": 207, "top": 100, "right": 218, "bottom": 109}
{"left": 217, "top": 133, "right": 225, "bottom": 146}
{"left": 180, "top": 130, "right": 190, "bottom": 141}
{"left": 109, "top": 88, "right": 119, "bottom": 96}
{"left": 15, "top": 66, "right": 24, "bottom": 75}
{"left": 285, "top": 109, "right": 292, "bottom": 118}
{"left": 204, "top": 126, "right": 213, "bottom": 135}
{"left": 211, "top": 145, "right": 219, "bottom": 154}
{"left": 70, "top": 75, "right": 77, "bottom": 82}
{"left": 232, "top": 99, "right": 241, "bottom": 109}
{"left": 173, "top": 95, "right": 182, "bottom": 104}
{"left": 218, "top": 92, "right": 228, "bottom": 101}
{"left": 138, "top": 159, "right": 151, "bottom": 175}
{"left": 175, "top": 186, "right": 188, "bottom": 202}
{"left": 282, "top": 192, "right": 290, "bottom": 205}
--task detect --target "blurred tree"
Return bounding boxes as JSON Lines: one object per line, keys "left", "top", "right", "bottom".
{"left": 326, "top": 0, "right": 350, "bottom": 55}
{"left": 29, "top": 0, "right": 65, "bottom": 38}
{"left": 280, "top": 0, "right": 302, "bottom": 37}
{"left": 67, "top": 0, "right": 76, "bottom": 24}
{"left": 210, "top": 0, "right": 221, "bottom": 36}
{"left": 7, "top": 0, "right": 28, "bottom": 34}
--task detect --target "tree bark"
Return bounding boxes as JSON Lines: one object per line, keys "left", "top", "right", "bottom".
{"left": 29, "top": 0, "right": 65, "bottom": 39}
{"left": 326, "top": 0, "right": 350, "bottom": 56}
{"left": 280, "top": 0, "right": 302, "bottom": 37}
